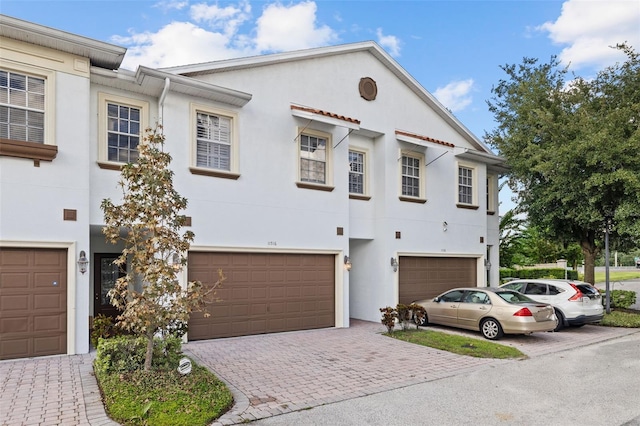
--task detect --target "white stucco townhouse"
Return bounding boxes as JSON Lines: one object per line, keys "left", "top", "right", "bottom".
{"left": 0, "top": 14, "right": 506, "bottom": 360}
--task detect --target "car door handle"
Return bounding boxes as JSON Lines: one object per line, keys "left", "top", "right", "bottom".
{"left": 479, "top": 306, "right": 487, "bottom": 310}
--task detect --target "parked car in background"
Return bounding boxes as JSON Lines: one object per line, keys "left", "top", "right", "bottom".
{"left": 412, "top": 287, "right": 557, "bottom": 340}
{"left": 499, "top": 279, "right": 604, "bottom": 331}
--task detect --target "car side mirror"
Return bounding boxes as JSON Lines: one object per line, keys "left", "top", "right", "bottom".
{"left": 434, "top": 297, "right": 441, "bottom": 303}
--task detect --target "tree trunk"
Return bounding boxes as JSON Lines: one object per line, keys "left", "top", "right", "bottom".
{"left": 144, "top": 332, "right": 154, "bottom": 371}
{"left": 580, "top": 239, "right": 598, "bottom": 285}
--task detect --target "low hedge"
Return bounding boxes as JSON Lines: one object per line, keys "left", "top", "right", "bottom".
{"left": 94, "top": 335, "right": 182, "bottom": 375}
{"left": 500, "top": 268, "right": 578, "bottom": 282}
{"left": 600, "top": 289, "right": 637, "bottom": 309}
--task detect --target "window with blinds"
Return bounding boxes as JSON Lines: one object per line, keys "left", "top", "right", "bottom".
{"left": 300, "top": 133, "right": 327, "bottom": 184}
{"left": 0, "top": 70, "right": 45, "bottom": 143}
{"left": 196, "top": 112, "right": 231, "bottom": 171}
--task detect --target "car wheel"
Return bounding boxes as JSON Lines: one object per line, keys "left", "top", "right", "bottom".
{"left": 554, "top": 309, "right": 565, "bottom": 332}
{"left": 414, "top": 313, "right": 428, "bottom": 326}
{"left": 480, "top": 318, "right": 504, "bottom": 340}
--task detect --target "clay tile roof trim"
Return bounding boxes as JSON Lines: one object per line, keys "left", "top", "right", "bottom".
{"left": 395, "top": 130, "right": 455, "bottom": 148}
{"left": 291, "top": 105, "right": 361, "bottom": 125}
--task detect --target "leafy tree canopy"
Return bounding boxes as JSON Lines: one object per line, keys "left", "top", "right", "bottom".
{"left": 101, "top": 126, "right": 220, "bottom": 371}
{"left": 487, "top": 44, "right": 640, "bottom": 283}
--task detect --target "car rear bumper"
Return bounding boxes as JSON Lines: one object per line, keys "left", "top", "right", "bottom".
{"left": 503, "top": 318, "right": 558, "bottom": 334}
{"left": 567, "top": 313, "right": 604, "bottom": 326}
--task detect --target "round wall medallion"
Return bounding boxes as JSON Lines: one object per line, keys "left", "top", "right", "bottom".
{"left": 359, "top": 77, "right": 377, "bottom": 101}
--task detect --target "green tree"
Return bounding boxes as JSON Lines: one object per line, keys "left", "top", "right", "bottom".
{"left": 499, "top": 209, "right": 524, "bottom": 267}
{"left": 487, "top": 44, "right": 640, "bottom": 284}
{"left": 101, "top": 126, "right": 220, "bottom": 371}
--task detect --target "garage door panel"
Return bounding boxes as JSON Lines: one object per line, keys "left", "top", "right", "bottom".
{"left": 1, "top": 273, "right": 30, "bottom": 288}
{"left": 1, "top": 317, "right": 29, "bottom": 333}
{"left": 1, "top": 294, "right": 29, "bottom": 311}
{"left": 188, "top": 252, "right": 335, "bottom": 340}
{"left": 399, "top": 257, "right": 477, "bottom": 305}
{"left": 34, "top": 313, "right": 65, "bottom": 331}
{"left": 0, "top": 248, "right": 67, "bottom": 360}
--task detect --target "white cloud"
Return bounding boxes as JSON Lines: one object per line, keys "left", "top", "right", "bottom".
{"left": 254, "top": 1, "right": 338, "bottom": 51}
{"left": 376, "top": 28, "right": 401, "bottom": 57}
{"left": 433, "top": 79, "right": 474, "bottom": 113}
{"left": 115, "top": 1, "right": 340, "bottom": 70}
{"left": 116, "top": 21, "right": 249, "bottom": 70}
{"left": 537, "top": 0, "right": 640, "bottom": 70}
{"left": 153, "top": 0, "right": 189, "bottom": 12}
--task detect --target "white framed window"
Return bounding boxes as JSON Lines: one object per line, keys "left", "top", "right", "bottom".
{"left": 0, "top": 70, "right": 45, "bottom": 143}
{"left": 0, "top": 63, "right": 56, "bottom": 162}
{"left": 98, "top": 93, "right": 149, "bottom": 169}
{"left": 189, "top": 104, "right": 239, "bottom": 179}
{"left": 456, "top": 162, "right": 478, "bottom": 208}
{"left": 399, "top": 150, "right": 426, "bottom": 202}
{"left": 487, "top": 174, "right": 497, "bottom": 213}
{"left": 349, "top": 148, "right": 370, "bottom": 199}
{"left": 297, "top": 127, "right": 333, "bottom": 190}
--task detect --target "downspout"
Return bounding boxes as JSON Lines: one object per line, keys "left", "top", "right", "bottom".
{"left": 158, "top": 77, "right": 170, "bottom": 126}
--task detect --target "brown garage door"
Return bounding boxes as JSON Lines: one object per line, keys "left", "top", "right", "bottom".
{"left": 399, "top": 257, "right": 477, "bottom": 304}
{"left": 188, "top": 252, "right": 335, "bottom": 340}
{"left": 0, "top": 248, "right": 67, "bottom": 360}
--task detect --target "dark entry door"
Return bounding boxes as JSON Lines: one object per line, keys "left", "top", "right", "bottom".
{"left": 94, "top": 253, "right": 125, "bottom": 318}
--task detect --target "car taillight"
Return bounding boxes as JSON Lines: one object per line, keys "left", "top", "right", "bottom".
{"left": 513, "top": 307, "right": 533, "bottom": 316}
{"left": 568, "top": 283, "right": 584, "bottom": 301}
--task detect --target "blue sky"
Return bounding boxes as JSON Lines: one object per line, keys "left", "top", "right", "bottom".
{"left": 2, "top": 0, "right": 639, "bottom": 212}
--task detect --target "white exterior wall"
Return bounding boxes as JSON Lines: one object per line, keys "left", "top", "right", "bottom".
{"left": 2, "top": 18, "right": 503, "bottom": 352}
{"left": 0, "top": 39, "right": 93, "bottom": 354}
{"left": 181, "top": 51, "right": 494, "bottom": 322}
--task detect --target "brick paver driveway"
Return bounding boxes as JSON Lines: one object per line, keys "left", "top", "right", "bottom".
{"left": 184, "top": 319, "right": 637, "bottom": 425}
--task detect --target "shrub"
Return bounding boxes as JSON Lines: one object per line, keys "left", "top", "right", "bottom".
{"left": 90, "top": 314, "right": 127, "bottom": 348}
{"left": 500, "top": 268, "right": 578, "bottom": 281}
{"left": 380, "top": 306, "right": 397, "bottom": 333}
{"left": 396, "top": 304, "right": 412, "bottom": 330}
{"left": 600, "top": 290, "right": 637, "bottom": 309}
{"left": 95, "top": 335, "right": 183, "bottom": 376}
{"left": 409, "top": 303, "right": 426, "bottom": 329}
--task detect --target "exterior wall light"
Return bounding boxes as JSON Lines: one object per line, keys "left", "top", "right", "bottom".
{"left": 77, "top": 250, "right": 89, "bottom": 274}
{"left": 344, "top": 255, "right": 352, "bottom": 271}
{"left": 390, "top": 257, "right": 398, "bottom": 272}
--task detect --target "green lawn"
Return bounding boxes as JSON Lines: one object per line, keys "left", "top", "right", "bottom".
{"left": 591, "top": 270, "right": 640, "bottom": 283}
{"left": 385, "top": 329, "right": 526, "bottom": 359}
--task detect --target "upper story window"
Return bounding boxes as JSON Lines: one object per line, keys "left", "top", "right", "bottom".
{"left": 196, "top": 112, "right": 231, "bottom": 170}
{"left": 399, "top": 150, "right": 426, "bottom": 203}
{"left": 349, "top": 150, "right": 364, "bottom": 193}
{"left": 296, "top": 128, "right": 333, "bottom": 191}
{"left": 107, "top": 102, "right": 140, "bottom": 163}
{"left": 98, "top": 93, "right": 149, "bottom": 170}
{"left": 349, "top": 148, "right": 371, "bottom": 200}
{"left": 458, "top": 166, "right": 473, "bottom": 204}
{"left": 189, "top": 104, "right": 239, "bottom": 179}
{"left": 0, "top": 65, "right": 56, "bottom": 164}
{"left": 0, "top": 70, "right": 45, "bottom": 143}
{"left": 487, "top": 174, "right": 497, "bottom": 214}
{"left": 457, "top": 162, "right": 478, "bottom": 209}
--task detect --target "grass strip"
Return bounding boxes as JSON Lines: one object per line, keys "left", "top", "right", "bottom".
{"left": 385, "top": 329, "right": 526, "bottom": 359}
{"left": 96, "top": 362, "right": 233, "bottom": 426}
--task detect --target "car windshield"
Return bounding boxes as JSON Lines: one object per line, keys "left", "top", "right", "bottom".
{"left": 495, "top": 290, "right": 536, "bottom": 304}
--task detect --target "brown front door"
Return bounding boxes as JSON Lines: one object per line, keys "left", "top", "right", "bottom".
{"left": 94, "top": 253, "right": 125, "bottom": 319}
{"left": 0, "top": 248, "right": 67, "bottom": 360}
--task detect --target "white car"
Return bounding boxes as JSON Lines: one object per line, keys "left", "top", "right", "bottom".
{"left": 499, "top": 279, "right": 604, "bottom": 331}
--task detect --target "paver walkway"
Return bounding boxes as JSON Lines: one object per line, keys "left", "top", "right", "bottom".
{"left": 1, "top": 319, "right": 637, "bottom": 426}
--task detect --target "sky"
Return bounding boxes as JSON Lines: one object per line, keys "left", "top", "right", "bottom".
{"left": 2, "top": 0, "right": 639, "bottom": 212}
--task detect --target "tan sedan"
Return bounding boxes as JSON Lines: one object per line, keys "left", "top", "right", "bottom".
{"left": 413, "top": 287, "right": 558, "bottom": 340}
